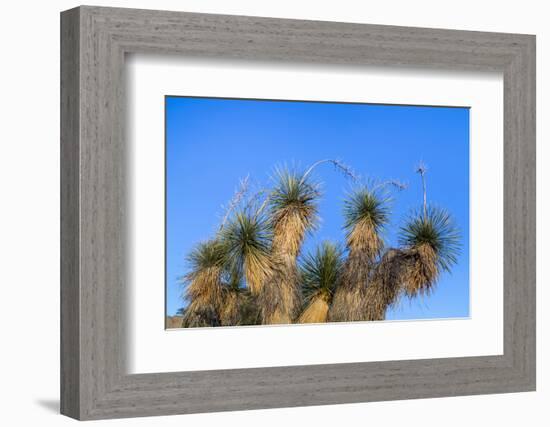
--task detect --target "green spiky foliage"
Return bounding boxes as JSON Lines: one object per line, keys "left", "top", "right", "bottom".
{"left": 219, "top": 210, "right": 272, "bottom": 295}
{"left": 259, "top": 168, "right": 321, "bottom": 324}
{"left": 342, "top": 186, "right": 390, "bottom": 258}
{"left": 399, "top": 206, "right": 461, "bottom": 272}
{"left": 330, "top": 186, "right": 391, "bottom": 322}
{"left": 298, "top": 242, "right": 344, "bottom": 324}
{"left": 181, "top": 240, "right": 228, "bottom": 327}
{"left": 268, "top": 169, "right": 321, "bottom": 257}
{"left": 398, "top": 205, "right": 461, "bottom": 297}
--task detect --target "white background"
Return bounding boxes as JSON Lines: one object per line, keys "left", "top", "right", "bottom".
{"left": 0, "top": 1, "right": 546, "bottom": 426}
{"left": 128, "top": 57, "right": 503, "bottom": 373}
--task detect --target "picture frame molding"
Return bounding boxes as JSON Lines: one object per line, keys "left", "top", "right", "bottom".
{"left": 60, "top": 5, "right": 536, "bottom": 420}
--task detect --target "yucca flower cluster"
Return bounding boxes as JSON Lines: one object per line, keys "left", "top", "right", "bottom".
{"left": 178, "top": 160, "right": 461, "bottom": 327}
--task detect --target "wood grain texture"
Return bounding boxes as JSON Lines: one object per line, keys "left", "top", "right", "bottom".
{"left": 60, "top": 5, "right": 536, "bottom": 420}
{"left": 60, "top": 7, "right": 80, "bottom": 419}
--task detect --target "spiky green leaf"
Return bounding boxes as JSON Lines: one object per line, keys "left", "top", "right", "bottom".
{"left": 184, "top": 239, "right": 228, "bottom": 278}
{"left": 399, "top": 205, "right": 461, "bottom": 272}
{"left": 269, "top": 168, "right": 320, "bottom": 225}
{"left": 343, "top": 186, "right": 390, "bottom": 233}
{"left": 300, "top": 241, "right": 344, "bottom": 302}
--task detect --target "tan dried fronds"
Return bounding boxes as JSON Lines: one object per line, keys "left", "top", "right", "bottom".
{"left": 267, "top": 310, "right": 292, "bottom": 325}
{"left": 219, "top": 290, "right": 240, "bottom": 326}
{"left": 402, "top": 243, "right": 438, "bottom": 298}
{"left": 181, "top": 300, "right": 220, "bottom": 328}
{"left": 329, "top": 247, "right": 407, "bottom": 322}
{"left": 239, "top": 292, "right": 261, "bottom": 325}
{"left": 243, "top": 247, "right": 273, "bottom": 295}
{"left": 363, "top": 249, "right": 410, "bottom": 320}
{"left": 271, "top": 204, "right": 317, "bottom": 258}
{"left": 328, "top": 246, "right": 373, "bottom": 322}
{"left": 298, "top": 294, "right": 330, "bottom": 324}
{"left": 329, "top": 286, "right": 368, "bottom": 322}
{"left": 359, "top": 245, "right": 439, "bottom": 321}
{"left": 258, "top": 255, "right": 302, "bottom": 324}
{"left": 180, "top": 240, "right": 227, "bottom": 327}
{"left": 363, "top": 284, "right": 387, "bottom": 321}
{"left": 184, "top": 266, "right": 225, "bottom": 311}
{"left": 346, "top": 219, "right": 384, "bottom": 260}
{"left": 219, "top": 289, "right": 261, "bottom": 326}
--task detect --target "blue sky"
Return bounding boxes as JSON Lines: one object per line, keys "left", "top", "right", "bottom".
{"left": 166, "top": 96, "right": 470, "bottom": 320}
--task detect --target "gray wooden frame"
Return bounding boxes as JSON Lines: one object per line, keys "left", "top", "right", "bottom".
{"left": 60, "top": 5, "right": 536, "bottom": 421}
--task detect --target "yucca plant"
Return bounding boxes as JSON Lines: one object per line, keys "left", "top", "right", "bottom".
{"left": 215, "top": 265, "right": 241, "bottom": 326}
{"left": 209, "top": 263, "right": 262, "bottom": 327}
{"left": 259, "top": 168, "right": 321, "bottom": 324}
{"left": 181, "top": 240, "right": 227, "bottom": 327}
{"left": 342, "top": 186, "right": 390, "bottom": 259}
{"left": 398, "top": 205, "right": 461, "bottom": 297}
{"left": 219, "top": 288, "right": 241, "bottom": 326}
{"left": 179, "top": 159, "right": 461, "bottom": 328}
{"left": 219, "top": 285, "right": 260, "bottom": 326}
{"left": 363, "top": 248, "right": 410, "bottom": 320}
{"left": 269, "top": 168, "right": 321, "bottom": 257}
{"left": 298, "top": 242, "right": 343, "bottom": 324}
{"left": 330, "top": 185, "right": 390, "bottom": 322}
{"left": 219, "top": 209, "right": 272, "bottom": 295}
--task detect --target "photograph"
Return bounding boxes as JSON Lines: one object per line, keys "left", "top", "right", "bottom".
{"left": 165, "top": 96, "right": 469, "bottom": 328}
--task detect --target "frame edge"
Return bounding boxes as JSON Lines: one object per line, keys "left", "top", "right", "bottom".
{"left": 60, "top": 6, "right": 81, "bottom": 420}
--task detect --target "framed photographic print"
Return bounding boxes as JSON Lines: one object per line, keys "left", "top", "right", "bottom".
{"left": 61, "top": 6, "right": 536, "bottom": 420}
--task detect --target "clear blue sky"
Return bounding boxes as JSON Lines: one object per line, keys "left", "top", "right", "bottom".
{"left": 166, "top": 96, "right": 470, "bottom": 320}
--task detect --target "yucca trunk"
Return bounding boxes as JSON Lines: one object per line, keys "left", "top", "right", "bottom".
{"left": 182, "top": 301, "right": 220, "bottom": 327}
{"left": 259, "top": 172, "right": 319, "bottom": 325}
{"left": 181, "top": 241, "right": 226, "bottom": 328}
{"left": 298, "top": 294, "right": 330, "bottom": 324}
{"left": 363, "top": 249, "right": 410, "bottom": 320}
{"left": 219, "top": 289, "right": 261, "bottom": 326}
{"left": 182, "top": 266, "right": 224, "bottom": 327}
{"left": 219, "top": 289, "right": 241, "bottom": 326}
{"left": 329, "top": 255, "right": 369, "bottom": 322}
{"left": 402, "top": 243, "right": 438, "bottom": 297}
{"left": 259, "top": 214, "right": 311, "bottom": 324}
{"left": 243, "top": 254, "right": 271, "bottom": 296}
{"left": 260, "top": 252, "right": 302, "bottom": 324}
{"left": 361, "top": 243, "right": 440, "bottom": 321}
{"left": 330, "top": 219, "right": 383, "bottom": 322}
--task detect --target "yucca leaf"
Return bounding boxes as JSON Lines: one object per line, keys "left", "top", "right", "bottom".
{"left": 398, "top": 205, "right": 461, "bottom": 272}
{"left": 219, "top": 209, "right": 272, "bottom": 294}
{"left": 343, "top": 186, "right": 390, "bottom": 233}
{"left": 300, "top": 241, "right": 344, "bottom": 302}
{"left": 185, "top": 239, "right": 228, "bottom": 276}
{"left": 268, "top": 167, "right": 321, "bottom": 258}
